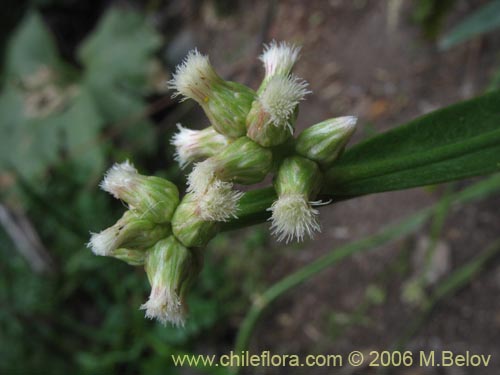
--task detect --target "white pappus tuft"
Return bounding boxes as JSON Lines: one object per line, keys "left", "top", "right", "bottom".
{"left": 87, "top": 227, "right": 119, "bottom": 257}
{"left": 100, "top": 160, "right": 138, "bottom": 199}
{"left": 197, "top": 180, "right": 243, "bottom": 222}
{"left": 140, "top": 284, "right": 185, "bottom": 326}
{"left": 259, "top": 75, "right": 310, "bottom": 133}
{"left": 171, "top": 124, "right": 228, "bottom": 169}
{"left": 260, "top": 40, "right": 301, "bottom": 79}
{"left": 186, "top": 159, "right": 217, "bottom": 195}
{"left": 171, "top": 124, "right": 201, "bottom": 168}
{"left": 268, "top": 194, "right": 321, "bottom": 243}
{"left": 167, "top": 49, "right": 219, "bottom": 103}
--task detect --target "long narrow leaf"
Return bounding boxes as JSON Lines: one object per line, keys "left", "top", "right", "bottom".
{"left": 324, "top": 90, "right": 500, "bottom": 195}
{"left": 439, "top": 0, "right": 500, "bottom": 49}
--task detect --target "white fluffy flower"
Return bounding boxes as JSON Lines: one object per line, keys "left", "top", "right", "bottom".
{"left": 259, "top": 75, "right": 310, "bottom": 132}
{"left": 187, "top": 160, "right": 242, "bottom": 221}
{"left": 268, "top": 194, "right": 320, "bottom": 243}
{"left": 197, "top": 181, "right": 243, "bottom": 221}
{"left": 171, "top": 124, "right": 228, "bottom": 169}
{"left": 87, "top": 227, "right": 118, "bottom": 256}
{"left": 260, "top": 41, "right": 301, "bottom": 79}
{"left": 167, "top": 49, "right": 219, "bottom": 102}
{"left": 171, "top": 124, "right": 199, "bottom": 167}
{"left": 186, "top": 159, "right": 217, "bottom": 195}
{"left": 140, "top": 284, "right": 185, "bottom": 326}
{"left": 99, "top": 160, "right": 138, "bottom": 199}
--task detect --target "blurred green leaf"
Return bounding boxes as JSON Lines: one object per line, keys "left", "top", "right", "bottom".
{"left": 78, "top": 7, "right": 161, "bottom": 88}
{"left": 59, "top": 89, "right": 105, "bottom": 174}
{"left": 0, "top": 6, "right": 163, "bottom": 182}
{"left": 0, "top": 84, "right": 104, "bottom": 180}
{"left": 439, "top": 0, "right": 500, "bottom": 49}
{"left": 3, "top": 11, "right": 61, "bottom": 77}
{"left": 78, "top": 7, "right": 161, "bottom": 153}
{"left": 82, "top": 78, "right": 156, "bottom": 154}
{"left": 0, "top": 85, "right": 60, "bottom": 179}
{"left": 413, "top": 0, "right": 457, "bottom": 40}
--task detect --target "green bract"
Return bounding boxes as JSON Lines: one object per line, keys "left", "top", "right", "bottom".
{"left": 111, "top": 247, "right": 148, "bottom": 266}
{"left": 205, "top": 81, "right": 256, "bottom": 138}
{"left": 213, "top": 137, "right": 273, "bottom": 185}
{"left": 274, "top": 156, "right": 323, "bottom": 198}
{"left": 295, "top": 116, "right": 357, "bottom": 168}
{"left": 171, "top": 193, "right": 220, "bottom": 248}
{"left": 88, "top": 210, "right": 171, "bottom": 257}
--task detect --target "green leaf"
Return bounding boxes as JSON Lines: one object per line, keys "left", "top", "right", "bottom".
{"left": 412, "top": 0, "right": 458, "bottom": 40}
{"left": 0, "top": 84, "right": 105, "bottom": 181}
{"left": 82, "top": 76, "right": 156, "bottom": 154}
{"left": 325, "top": 90, "right": 500, "bottom": 196}
{"left": 439, "top": 0, "right": 500, "bottom": 49}
{"left": 59, "top": 89, "right": 105, "bottom": 174}
{"left": 0, "top": 85, "right": 60, "bottom": 179}
{"left": 3, "top": 11, "right": 62, "bottom": 78}
{"left": 78, "top": 7, "right": 161, "bottom": 88}
{"left": 0, "top": 10, "right": 105, "bottom": 181}
{"left": 78, "top": 7, "right": 161, "bottom": 153}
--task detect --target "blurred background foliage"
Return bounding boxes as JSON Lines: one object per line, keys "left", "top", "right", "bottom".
{"left": 1, "top": 0, "right": 500, "bottom": 374}
{"left": 0, "top": 2, "right": 265, "bottom": 373}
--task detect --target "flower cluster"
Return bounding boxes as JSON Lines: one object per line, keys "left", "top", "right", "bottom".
{"left": 88, "top": 41, "right": 357, "bottom": 326}
{"left": 170, "top": 41, "right": 356, "bottom": 242}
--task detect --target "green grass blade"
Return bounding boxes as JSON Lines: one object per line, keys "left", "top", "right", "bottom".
{"left": 325, "top": 90, "right": 500, "bottom": 196}
{"left": 439, "top": 0, "right": 500, "bottom": 49}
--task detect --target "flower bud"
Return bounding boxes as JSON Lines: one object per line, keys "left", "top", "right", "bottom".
{"left": 100, "top": 161, "right": 179, "bottom": 224}
{"left": 295, "top": 116, "right": 357, "bottom": 168}
{"left": 171, "top": 124, "right": 229, "bottom": 169}
{"left": 171, "top": 193, "right": 220, "bottom": 248}
{"left": 141, "top": 236, "right": 202, "bottom": 326}
{"left": 88, "top": 211, "right": 171, "bottom": 257}
{"left": 258, "top": 40, "right": 301, "bottom": 92}
{"left": 269, "top": 156, "right": 323, "bottom": 243}
{"left": 168, "top": 49, "right": 256, "bottom": 139}
{"left": 188, "top": 137, "right": 273, "bottom": 195}
{"left": 246, "top": 75, "right": 309, "bottom": 147}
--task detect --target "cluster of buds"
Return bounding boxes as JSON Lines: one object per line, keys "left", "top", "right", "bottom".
{"left": 88, "top": 161, "right": 198, "bottom": 326}
{"left": 89, "top": 41, "right": 357, "bottom": 326}
{"left": 170, "top": 41, "right": 357, "bottom": 243}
